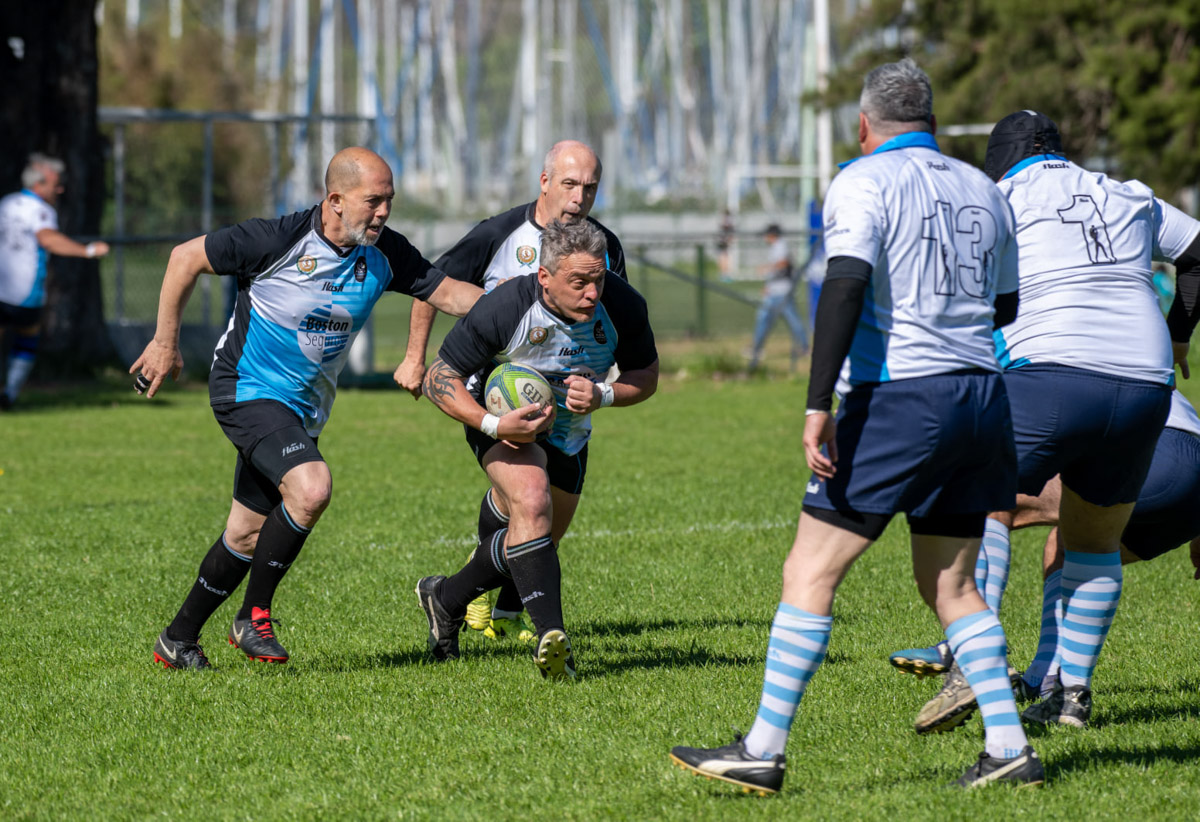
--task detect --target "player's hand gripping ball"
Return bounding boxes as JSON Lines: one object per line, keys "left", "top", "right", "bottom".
{"left": 484, "top": 362, "right": 554, "bottom": 415}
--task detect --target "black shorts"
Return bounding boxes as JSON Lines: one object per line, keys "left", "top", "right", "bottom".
{"left": 212, "top": 399, "right": 324, "bottom": 515}
{"left": 0, "top": 301, "right": 40, "bottom": 327}
{"left": 463, "top": 424, "right": 589, "bottom": 495}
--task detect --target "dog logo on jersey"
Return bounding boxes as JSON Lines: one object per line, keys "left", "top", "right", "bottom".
{"left": 297, "top": 255, "right": 317, "bottom": 274}
{"left": 528, "top": 326, "right": 548, "bottom": 345}
{"left": 354, "top": 256, "right": 367, "bottom": 282}
{"left": 516, "top": 245, "right": 537, "bottom": 266}
{"left": 593, "top": 321, "right": 607, "bottom": 344}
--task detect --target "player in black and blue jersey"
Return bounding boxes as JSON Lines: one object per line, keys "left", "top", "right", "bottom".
{"left": 394, "top": 140, "right": 628, "bottom": 642}
{"left": 133, "top": 147, "right": 482, "bottom": 670}
{"left": 414, "top": 219, "right": 658, "bottom": 680}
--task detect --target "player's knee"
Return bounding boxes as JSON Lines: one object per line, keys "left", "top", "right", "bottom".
{"left": 285, "top": 476, "right": 333, "bottom": 523}
{"left": 504, "top": 477, "right": 552, "bottom": 520}
{"left": 223, "top": 526, "right": 260, "bottom": 557}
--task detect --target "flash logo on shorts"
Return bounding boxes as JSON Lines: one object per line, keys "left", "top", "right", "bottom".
{"left": 282, "top": 442, "right": 307, "bottom": 458}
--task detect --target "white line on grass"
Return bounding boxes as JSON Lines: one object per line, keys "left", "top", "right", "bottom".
{"left": 424, "top": 516, "right": 796, "bottom": 548}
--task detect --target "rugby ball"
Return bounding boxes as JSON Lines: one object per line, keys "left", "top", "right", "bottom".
{"left": 484, "top": 362, "right": 554, "bottom": 415}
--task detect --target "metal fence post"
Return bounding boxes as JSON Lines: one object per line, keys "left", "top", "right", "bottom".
{"left": 696, "top": 243, "right": 708, "bottom": 337}
{"left": 113, "top": 123, "right": 126, "bottom": 322}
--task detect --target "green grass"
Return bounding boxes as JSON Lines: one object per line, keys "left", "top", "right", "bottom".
{"left": 2, "top": 369, "right": 1200, "bottom": 820}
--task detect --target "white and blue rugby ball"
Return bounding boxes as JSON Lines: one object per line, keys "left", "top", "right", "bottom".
{"left": 484, "top": 362, "right": 555, "bottom": 415}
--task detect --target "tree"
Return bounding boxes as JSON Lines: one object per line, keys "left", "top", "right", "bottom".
{"left": 1, "top": 1, "right": 110, "bottom": 375}
{"left": 828, "top": 0, "right": 1200, "bottom": 202}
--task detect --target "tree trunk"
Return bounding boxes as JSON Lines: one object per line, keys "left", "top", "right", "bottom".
{"left": 1, "top": 1, "right": 111, "bottom": 376}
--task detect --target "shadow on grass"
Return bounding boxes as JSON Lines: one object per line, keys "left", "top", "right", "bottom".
{"left": 1047, "top": 740, "right": 1200, "bottom": 779}
{"left": 582, "top": 615, "right": 761, "bottom": 637}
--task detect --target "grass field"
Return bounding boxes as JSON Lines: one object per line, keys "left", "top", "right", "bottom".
{"left": 3, "top": 364, "right": 1200, "bottom": 820}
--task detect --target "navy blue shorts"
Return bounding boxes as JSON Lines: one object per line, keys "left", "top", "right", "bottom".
{"left": 803, "top": 370, "right": 1017, "bottom": 519}
{"left": 464, "top": 425, "right": 589, "bottom": 495}
{"left": 0, "top": 301, "right": 40, "bottom": 327}
{"left": 213, "top": 399, "right": 325, "bottom": 515}
{"left": 1121, "top": 427, "right": 1200, "bottom": 561}
{"left": 1004, "top": 364, "right": 1172, "bottom": 506}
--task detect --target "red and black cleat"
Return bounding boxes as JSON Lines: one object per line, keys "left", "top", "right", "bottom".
{"left": 153, "top": 629, "right": 212, "bottom": 671}
{"left": 228, "top": 607, "right": 289, "bottom": 663}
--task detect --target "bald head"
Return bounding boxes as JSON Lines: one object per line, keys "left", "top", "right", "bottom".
{"left": 537, "top": 140, "right": 602, "bottom": 226}
{"left": 324, "top": 147, "right": 390, "bottom": 196}
{"left": 321, "top": 147, "right": 395, "bottom": 247}
{"left": 542, "top": 140, "right": 602, "bottom": 181}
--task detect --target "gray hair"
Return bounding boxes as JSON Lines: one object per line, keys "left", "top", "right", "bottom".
{"left": 860, "top": 58, "right": 933, "bottom": 135}
{"left": 540, "top": 219, "right": 607, "bottom": 274}
{"left": 22, "top": 153, "right": 65, "bottom": 188}
{"left": 542, "top": 140, "right": 603, "bottom": 181}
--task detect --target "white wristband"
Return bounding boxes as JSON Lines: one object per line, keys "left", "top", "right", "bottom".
{"left": 480, "top": 413, "right": 500, "bottom": 438}
{"left": 598, "top": 382, "right": 615, "bottom": 408}
{"left": 85, "top": 242, "right": 97, "bottom": 258}
{"left": 805, "top": 408, "right": 829, "bottom": 416}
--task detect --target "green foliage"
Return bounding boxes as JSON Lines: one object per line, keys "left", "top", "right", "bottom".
{"left": 2, "top": 372, "right": 1200, "bottom": 818}
{"left": 830, "top": 0, "right": 1200, "bottom": 198}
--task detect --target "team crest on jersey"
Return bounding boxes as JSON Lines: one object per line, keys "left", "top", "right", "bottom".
{"left": 593, "top": 320, "right": 607, "bottom": 344}
{"left": 528, "top": 326, "right": 548, "bottom": 345}
{"left": 297, "top": 255, "right": 317, "bottom": 274}
{"left": 516, "top": 245, "right": 537, "bottom": 266}
{"left": 354, "top": 256, "right": 367, "bottom": 282}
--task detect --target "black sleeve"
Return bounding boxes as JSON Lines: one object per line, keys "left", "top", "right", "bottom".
{"left": 375, "top": 228, "right": 446, "bottom": 301}
{"left": 437, "top": 277, "right": 534, "bottom": 376}
{"left": 601, "top": 275, "right": 657, "bottom": 371}
{"left": 993, "top": 290, "right": 1020, "bottom": 329}
{"left": 203, "top": 208, "right": 314, "bottom": 277}
{"left": 600, "top": 224, "right": 628, "bottom": 281}
{"left": 1167, "top": 231, "right": 1200, "bottom": 343}
{"left": 806, "top": 256, "right": 873, "bottom": 413}
{"left": 435, "top": 203, "right": 529, "bottom": 285}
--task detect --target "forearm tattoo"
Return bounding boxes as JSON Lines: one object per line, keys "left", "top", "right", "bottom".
{"left": 423, "top": 356, "right": 461, "bottom": 408}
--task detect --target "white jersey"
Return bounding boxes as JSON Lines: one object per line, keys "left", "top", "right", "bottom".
{"left": 0, "top": 190, "right": 58, "bottom": 308}
{"left": 1167, "top": 391, "right": 1200, "bottom": 439}
{"left": 823, "top": 133, "right": 1019, "bottom": 394}
{"left": 994, "top": 157, "right": 1200, "bottom": 385}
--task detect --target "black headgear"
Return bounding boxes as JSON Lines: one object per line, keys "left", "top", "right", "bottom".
{"left": 983, "top": 110, "right": 1064, "bottom": 182}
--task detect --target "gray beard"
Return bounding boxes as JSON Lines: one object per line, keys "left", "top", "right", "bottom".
{"left": 347, "top": 225, "right": 380, "bottom": 247}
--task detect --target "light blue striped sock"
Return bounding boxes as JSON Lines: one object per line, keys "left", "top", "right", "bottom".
{"left": 1022, "top": 569, "right": 1062, "bottom": 689}
{"left": 946, "top": 609, "right": 1027, "bottom": 760}
{"left": 978, "top": 519, "right": 1011, "bottom": 614}
{"left": 742, "top": 603, "right": 831, "bottom": 759}
{"left": 1059, "top": 550, "right": 1122, "bottom": 689}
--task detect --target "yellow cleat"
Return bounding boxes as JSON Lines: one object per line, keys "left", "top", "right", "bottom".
{"left": 484, "top": 614, "right": 536, "bottom": 644}
{"left": 464, "top": 591, "right": 492, "bottom": 632}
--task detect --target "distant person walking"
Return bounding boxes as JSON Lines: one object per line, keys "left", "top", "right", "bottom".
{"left": 746, "top": 224, "right": 807, "bottom": 372}
{"left": 0, "top": 153, "right": 109, "bottom": 410}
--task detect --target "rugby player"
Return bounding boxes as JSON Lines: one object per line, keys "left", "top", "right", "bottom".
{"left": 670, "top": 59, "right": 1041, "bottom": 792}
{"left": 134, "top": 147, "right": 481, "bottom": 670}
{"left": 913, "top": 111, "right": 1200, "bottom": 732}
{"left": 394, "top": 139, "right": 626, "bottom": 643}
{"left": 414, "top": 219, "right": 657, "bottom": 680}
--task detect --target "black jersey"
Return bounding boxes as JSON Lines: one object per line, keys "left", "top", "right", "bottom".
{"left": 206, "top": 205, "right": 445, "bottom": 434}
{"left": 435, "top": 202, "right": 627, "bottom": 292}
{"left": 439, "top": 272, "right": 656, "bottom": 455}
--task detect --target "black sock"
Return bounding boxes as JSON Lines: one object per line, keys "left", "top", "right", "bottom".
{"left": 505, "top": 534, "right": 563, "bottom": 636}
{"left": 440, "top": 527, "right": 509, "bottom": 613}
{"left": 167, "top": 533, "right": 252, "bottom": 643}
{"left": 237, "top": 504, "right": 311, "bottom": 620}
{"left": 477, "top": 489, "right": 509, "bottom": 553}
{"left": 493, "top": 580, "right": 523, "bottom": 614}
